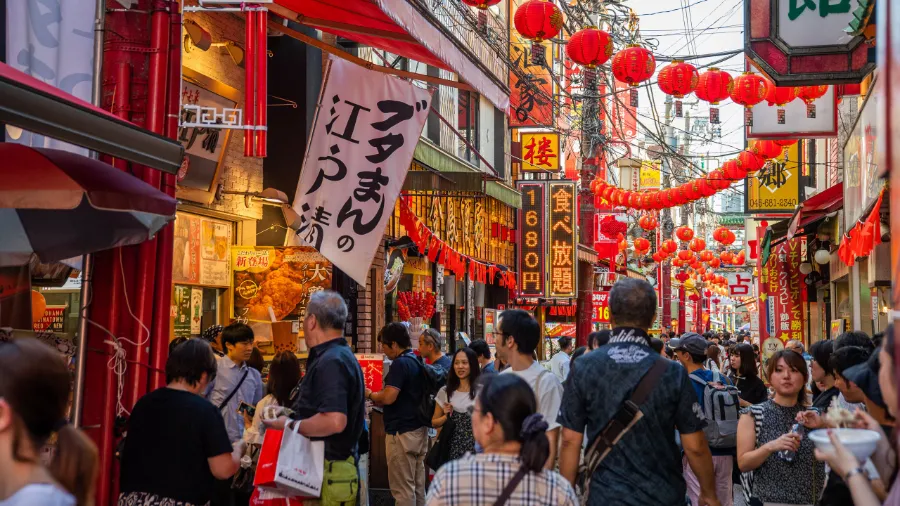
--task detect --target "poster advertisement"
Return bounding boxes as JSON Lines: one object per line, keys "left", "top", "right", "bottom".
{"left": 762, "top": 238, "right": 805, "bottom": 343}
{"left": 831, "top": 319, "right": 847, "bottom": 338}
{"left": 592, "top": 291, "right": 610, "bottom": 323}
{"left": 173, "top": 212, "right": 232, "bottom": 287}
{"left": 746, "top": 143, "right": 800, "bottom": 214}
{"left": 173, "top": 285, "right": 192, "bottom": 336}
{"left": 232, "top": 246, "right": 332, "bottom": 322}
{"left": 484, "top": 308, "right": 498, "bottom": 345}
{"left": 190, "top": 287, "right": 203, "bottom": 335}
{"left": 356, "top": 353, "right": 384, "bottom": 392}
{"left": 33, "top": 305, "right": 66, "bottom": 333}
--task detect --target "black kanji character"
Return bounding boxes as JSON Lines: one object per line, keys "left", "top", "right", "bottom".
{"left": 370, "top": 100, "right": 414, "bottom": 131}
{"left": 366, "top": 133, "right": 404, "bottom": 163}
{"left": 306, "top": 147, "right": 347, "bottom": 195}
{"left": 325, "top": 96, "right": 371, "bottom": 145}
{"left": 337, "top": 197, "right": 385, "bottom": 236}
{"left": 353, "top": 168, "right": 390, "bottom": 203}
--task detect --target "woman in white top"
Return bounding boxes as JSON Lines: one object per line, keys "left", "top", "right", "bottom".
{"left": 242, "top": 351, "right": 301, "bottom": 445}
{"left": 432, "top": 348, "right": 481, "bottom": 461}
{"left": 0, "top": 338, "right": 98, "bottom": 506}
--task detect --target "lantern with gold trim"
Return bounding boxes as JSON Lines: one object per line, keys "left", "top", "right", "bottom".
{"left": 797, "top": 85, "right": 828, "bottom": 119}
{"left": 765, "top": 80, "right": 798, "bottom": 125}
{"left": 657, "top": 60, "right": 699, "bottom": 118}
{"left": 695, "top": 68, "right": 733, "bottom": 124}
{"left": 514, "top": 0, "right": 564, "bottom": 65}
{"left": 730, "top": 72, "right": 768, "bottom": 126}
{"left": 611, "top": 45, "right": 656, "bottom": 107}
{"left": 566, "top": 26, "right": 613, "bottom": 86}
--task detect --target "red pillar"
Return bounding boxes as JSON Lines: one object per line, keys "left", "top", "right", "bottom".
{"left": 677, "top": 285, "right": 686, "bottom": 335}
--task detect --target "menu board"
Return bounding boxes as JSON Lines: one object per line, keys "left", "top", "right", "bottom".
{"left": 232, "top": 246, "right": 332, "bottom": 322}
{"left": 173, "top": 212, "right": 232, "bottom": 287}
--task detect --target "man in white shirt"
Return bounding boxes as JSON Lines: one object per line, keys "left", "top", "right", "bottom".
{"left": 495, "top": 309, "right": 564, "bottom": 469}
{"left": 549, "top": 337, "right": 572, "bottom": 383}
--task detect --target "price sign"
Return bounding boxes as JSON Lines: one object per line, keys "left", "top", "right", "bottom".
{"left": 517, "top": 182, "right": 546, "bottom": 296}
{"left": 355, "top": 354, "right": 384, "bottom": 392}
{"left": 592, "top": 291, "right": 610, "bottom": 323}
{"left": 547, "top": 181, "right": 576, "bottom": 298}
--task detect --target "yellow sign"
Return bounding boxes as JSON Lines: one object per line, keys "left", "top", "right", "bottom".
{"left": 747, "top": 143, "right": 800, "bottom": 213}
{"left": 639, "top": 160, "right": 661, "bottom": 189}
{"left": 520, "top": 131, "right": 560, "bottom": 172}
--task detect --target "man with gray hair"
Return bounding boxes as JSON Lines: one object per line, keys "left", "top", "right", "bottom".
{"left": 264, "top": 290, "right": 365, "bottom": 505}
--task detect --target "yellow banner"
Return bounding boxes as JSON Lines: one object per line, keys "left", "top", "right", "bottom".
{"left": 747, "top": 143, "right": 800, "bottom": 213}
{"left": 520, "top": 131, "right": 560, "bottom": 172}
{"left": 639, "top": 160, "right": 661, "bottom": 189}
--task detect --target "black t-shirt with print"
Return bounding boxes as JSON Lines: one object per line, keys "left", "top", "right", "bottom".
{"left": 559, "top": 327, "right": 707, "bottom": 506}
{"left": 119, "top": 388, "right": 234, "bottom": 504}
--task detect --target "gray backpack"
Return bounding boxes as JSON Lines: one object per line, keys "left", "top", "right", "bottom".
{"left": 689, "top": 370, "right": 740, "bottom": 448}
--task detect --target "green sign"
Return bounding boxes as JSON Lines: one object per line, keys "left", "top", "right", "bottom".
{"left": 174, "top": 285, "right": 192, "bottom": 336}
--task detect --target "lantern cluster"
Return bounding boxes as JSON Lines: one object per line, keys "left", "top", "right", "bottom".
{"left": 712, "top": 226, "right": 736, "bottom": 246}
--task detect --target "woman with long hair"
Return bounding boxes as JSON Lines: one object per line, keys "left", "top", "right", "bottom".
{"left": 243, "top": 351, "right": 301, "bottom": 445}
{"left": 432, "top": 348, "right": 481, "bottom": 461}
{"left": 0, "top": 338, "right": 98, "bottom": 506}
{"left": 737, "top": 350, "right": 824, "bottom": 505}
{"left": 705, "top": 343, "right": 722, "bottom": 373}
{"left": 426, "top": 374, "right": 577, "bottom": 505}
{"left": 729, "top": 343, "right": 768, "bottom": 407}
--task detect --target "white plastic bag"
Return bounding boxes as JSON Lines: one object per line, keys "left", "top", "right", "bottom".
{"left": 275, "top": 421, "right": 324, "bottom": 498}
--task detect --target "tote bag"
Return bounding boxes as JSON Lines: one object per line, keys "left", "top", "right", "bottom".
{"left": 255, "top": 423, "right": 325, "bottom": 498}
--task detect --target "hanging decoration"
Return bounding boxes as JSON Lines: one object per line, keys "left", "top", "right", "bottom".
{"left": 730, "top": 72, "right": 768, "bottom": 126}
{"left": 611, "top": 45, "right": 656, "bottom": 107}
{"left": 765, "top": 80, "right": 798, "bottom": 125}
{"left": 719, "top": 251, "right": 734, "bottom": 263}
{"left": 462, "top": 0, "right": 502, "bottom": 31}
{"left": 797, "top": 85, "right": 828, "bottom": 118}
{"left": 633, "top": 237, "right": 651, "bottom": 254}
{"left": 694, "top": 68, "right": 733, "bottom": 124}
{"left": 838, "top": 188, "right": 885, "bottom": 266}
{"left": 689, "top": 238, "right": 706, "bottom": 253}
{"left": 750, "top": 139, "right": 784, "bottom": 160}
{"left": 675, "top": 226, "right": 695, "bottom": 242}
{"left": 677, "top": 250, "right": 694, "bottom": 262}
{"left": 737, "top": 150, "right": 766, "bottom": 174}
{"left": 398, "top": 198, "right": 517, "bottom": 289}
{"left": 638, "top": 214, "right": 658, "bottom": 231}
{"left": 566, "top": 26, "right": 613, "bottom": 85}
{"left": 514, "top": 0, "right": 564, "bottom": 65}
{"left": 657, "top": 60, "right": 699, "bottom": 117}
{"left": 661, "top": 239, "right": 678, "bottom": 254}
{"left": 712, "top": 226, "right": 736, "bottom": 246}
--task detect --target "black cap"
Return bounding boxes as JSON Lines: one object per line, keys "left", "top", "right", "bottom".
{"left": 671, "top": 332, "right": 708, "bottom": 355}
{"left": 843, "top": 349, "right": 884, "bottom": 408}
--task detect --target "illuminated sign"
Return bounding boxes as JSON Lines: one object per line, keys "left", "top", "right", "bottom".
{"left": 520, "top": 131, "right": 560, "bottom": 172}
{"left": 592, "top": 291, "right": 610, "bottom": 322}
{"left": 517, "top": 182, "right": 546, "bottom": 296}
{"left": 548, "top": 181, "right": 577, "bottom": 298}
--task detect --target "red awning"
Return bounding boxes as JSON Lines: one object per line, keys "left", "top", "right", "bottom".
{"left": 787, "top": 183, "right": 843, "bottom": 239}
{"left": 273, "top": 0, "right": 509, "bottom": 111}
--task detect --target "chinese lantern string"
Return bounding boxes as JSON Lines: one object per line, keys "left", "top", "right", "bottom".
{"left": 397, "top": 198, "right": 516, "bottom": 287}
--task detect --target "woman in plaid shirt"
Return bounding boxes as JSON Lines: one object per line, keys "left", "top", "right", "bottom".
{"left": 425, "top": 374, "right": 578, "bottom": 506}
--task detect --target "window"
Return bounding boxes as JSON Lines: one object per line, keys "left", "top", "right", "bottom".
{"left": 458, "top": 89, "right": 479, "bottom": 164}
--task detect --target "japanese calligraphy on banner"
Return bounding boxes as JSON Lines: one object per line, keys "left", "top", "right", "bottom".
{"left": 592, "top": 292, "right": 610, "bottom": 322}
{"left": 639, "top": 160, "right": 661, "bottom": 190}
{"left": 509, "top": 0, "right": 554, "bottom": 127}
{"left": 355, "top": 354, "right": 384, "bottom": 392}
{"left": 548, "top": 182, "right": 577, "bottom": 298}
{"left": 289, "top": 57, "right": 432, "bottom": 286}
{"left": 762, "top": 238, "right": 804, "bottom": 343}
{"left": 517, "top": 182, "right": 546, "bottom": 297}
{"left": 520, "top": 131, "right": 560, "bottom": 172}
{"left": 746, "top": 143, "right": 800, "bottom": 214}
{"left": 6, "top": 0, "right": 94, "bottom": 154}
{"left": 232, "top": 246, "right": 332, "bottom": 322}
{"left": 725, "top": 270, "right": 754, "bottom": 298}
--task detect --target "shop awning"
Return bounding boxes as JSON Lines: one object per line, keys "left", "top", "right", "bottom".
{"left": 786, "top": 183, "right": 843, "bottom": 240}
{"left": 577, "top": 244, "right": 599, "bottom": 264}
{"left": 272, "top": 0, "right": 509, "bottom": 111}
{"left": 0, "top": 63, "right": 184, "bottom": 174}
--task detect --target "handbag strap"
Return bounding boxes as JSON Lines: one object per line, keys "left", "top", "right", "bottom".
{"left": 493, "top": 466, "right": 528, "bottom": 506}
{"left": 219, "top": 368, "right": 250, "bottom": 411}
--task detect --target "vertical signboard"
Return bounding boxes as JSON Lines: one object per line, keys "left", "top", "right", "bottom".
{"left": 592, "top": 292, "right": 610, "bottom": 323}
{"left": 548, "top": 181, "right": 577, "bottom": 298}
{"left": 763, "top": 238, "right": 805, "bottom": 343}
{"left": 517, "top": 182, "right": 546, "bottom": 297}
{"left": 508, "top": 0, "right": 555, "bottom": 127}
{"left": 746, "top": 143, "right": 801, "bottom": 214}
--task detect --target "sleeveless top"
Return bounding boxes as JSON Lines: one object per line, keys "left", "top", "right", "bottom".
{"left": 749, "top": 400, "right": 824, "bottom": 504}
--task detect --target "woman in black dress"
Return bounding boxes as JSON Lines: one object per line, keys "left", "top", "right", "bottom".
{"left": 729, "top": 343, "right": 768, "bottom": 407}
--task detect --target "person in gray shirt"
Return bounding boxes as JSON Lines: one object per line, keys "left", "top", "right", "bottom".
{"left": 206, "top": 323, "right": 264, "bottom": 443}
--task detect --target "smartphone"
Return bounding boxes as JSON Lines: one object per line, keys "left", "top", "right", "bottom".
{"left": 238, "top": 401, "right": 256, "bottom": 418}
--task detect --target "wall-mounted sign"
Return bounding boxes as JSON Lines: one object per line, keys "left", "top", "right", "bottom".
{"left": 520, "top": 131, "right": 560, "bottom": 172}
{"left": 639, "top": 160, "right": 661, "bottom": 190}
{"left": 744, "top": 0, "right": 875, "bottom": 86}
{"left": 760, "top": 238, "right": 805, "bottom": 343}
{"left": 748, "top": 86, "right": 837, "bottom": 138}
{"left": 724, "top": 270, "right": 754, "bottom": 298}
{"left": 746, "top": 143, "right": 800, "bottom": 214}
{"left": 843, "top": 85, "right": 881, "bottom": 225}
{"left": 517, "top": 182, "right": 546, "bottom": 297}
{"left": 509, "top": 0, "right": 554, "bottom": 127}
{"left": 548, "top": 181, "right": 577, "bottom": 298}
{"left": 592, "top": 291, "right": 610, "bottom": 323}
{"left": 172, "top": 212, "right": 233, "bottom": 288}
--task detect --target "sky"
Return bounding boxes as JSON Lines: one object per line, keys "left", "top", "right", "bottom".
{"left": 626, "top": 0, "right": 747, "bottom": 161}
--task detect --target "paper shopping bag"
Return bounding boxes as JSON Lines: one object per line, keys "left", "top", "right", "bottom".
{"left": 249, "top": 487, "right": 304, "bottom": 506}
{"left": 275, "top": 422, "right": 325, "bottom": 498}
{"left": 254, "top": 429, "right": 284, "bottom": 489}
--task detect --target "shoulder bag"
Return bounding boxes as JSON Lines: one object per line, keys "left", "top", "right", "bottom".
{"left": 424, "top": 413, "right": 456, "bottom": 471}
{"left": 219, "top": 368, "right": 250, "bottom": 411}
{"left": 493, "top": 466, "right": 529, "bottom": 506}
{"left": 576, "top": 358, "right": 668, "bottom": 504}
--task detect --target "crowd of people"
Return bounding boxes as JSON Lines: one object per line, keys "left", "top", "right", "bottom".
{"left": 1, "top": 280, "right": 899, "bottom": 506}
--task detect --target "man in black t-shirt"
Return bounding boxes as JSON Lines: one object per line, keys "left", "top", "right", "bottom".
{"left": 558, "top": 278, "right": 720, "bottom": 506}
{"left": 367, "top": 322, "right": 428, "bottom": 506}
{"left": 265, "top": 291, "right": 365, "bottom": 505}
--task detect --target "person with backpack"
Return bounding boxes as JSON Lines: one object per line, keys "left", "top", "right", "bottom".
{"left": 672, "top": 333, "right": 740, "bottom": 506}
{"left": 367, "top": 323, "right": 431, "bottom": 506}
{"left": 494, "top": 309, "right": 564, "bottom": 469}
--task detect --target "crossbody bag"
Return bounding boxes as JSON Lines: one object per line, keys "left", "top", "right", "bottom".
{"left": 576, "top": 358, "right": 668, "bottom": 503}
{"left": 219, "top": 368, "right": 249, "bottom": 411}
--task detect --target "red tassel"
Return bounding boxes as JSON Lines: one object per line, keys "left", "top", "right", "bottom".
{"left": 439, "top": 245, "right": 449, "bottom": 266}
{"left": 428, "top": 237, "right": 442, "bottom": 262}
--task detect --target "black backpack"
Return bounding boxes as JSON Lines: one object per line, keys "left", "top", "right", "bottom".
{"left": 399, "top": 354, "right": 447, "bottom": 427}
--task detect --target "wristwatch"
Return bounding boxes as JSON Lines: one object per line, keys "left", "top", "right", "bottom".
{"left": 844, "top": 466, "right": 868, "bottom": 482}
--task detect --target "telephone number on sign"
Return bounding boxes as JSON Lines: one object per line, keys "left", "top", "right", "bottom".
{"left": 750, "top": 198, "right": 797, "bottom": 209}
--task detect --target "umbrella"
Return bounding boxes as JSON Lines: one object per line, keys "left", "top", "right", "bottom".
{"left": 0, "top": 144, "right": 176, "bottom": 266}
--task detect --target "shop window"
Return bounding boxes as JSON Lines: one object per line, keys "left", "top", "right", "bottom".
{"left": 426, "top": 66, "right": 441, "bottom": 145}
{"left": 458, "top": 89, "right": 479, "bottom": 164}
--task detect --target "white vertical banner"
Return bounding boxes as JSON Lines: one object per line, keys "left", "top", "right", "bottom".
{"left": 289, "top": 57, "right": 432, "bottom": 286}
{"left": 6, "top": 0, "right": 95, "bottom": 154}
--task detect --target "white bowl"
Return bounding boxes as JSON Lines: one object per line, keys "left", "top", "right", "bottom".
{"left": 808, "top": 428, "right": 882, "bottom": 461}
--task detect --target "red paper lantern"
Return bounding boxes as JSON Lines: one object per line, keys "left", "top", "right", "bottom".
{"left": 699, "top": 250, "right": 714, "bottom": 262}
{"left": 689, "top": 238, "right": 706, "bottom": 253}
{"left": 706, "top": 169, "right": 729, "bottom": 190}
{"left": 765, "top": 81, "right": 798, "bottom": 107}
{"left": 682, "top": 182, "right": 700, "bottom": 201}
{"left": 752, "top": 140, "right": 784, "bottom": 160}
{"left": 721, "top": 159, "right": 744, "bottom": 181}
{"left": 719, "top": 251, "right": 734, "bottom": 263}
{"left": 638, "top": 214, "right": 658, "bottom": 231}
{"left": 652, "top": 252, "right": 664, "bottom": 262}
{"left": 672, "top": 258, "right": 685, "bottom": 268}
{"left": 709, "top": 258, "right": 721, "bottom": 268}
{"left": 675, "top": 226, "right": 694, "bottom": 242}
{"left": 737, "top": 150, "right": 765, "bottom": 173}
{"left": 797, "top": 85, "right": 828, "bottom": 118}
{"left": 696, "top": 266, "right": 706, "bottom": 275}
{"left": 657, "top": 60, "right": 698, "bottom": 117}
{"left": 731, "top": 253, "right": 744, "bottom": 265}
{"left": 514, "top": 0, "right": 564, "bottom": 64}
{"left": 730, "top": 72, "right": 768, "bottom": 126}
{"left": 566, "top": 27, "right": 613, "bottom": 68}
{"left": 774, "top": 139, "right": 798, "bottom": 148}
{"left": 713, "top": 226, "right": 736, "bottom": 246}
{"left": 661, "top": 239, "right": 678, "bottom": 254}
{"left": 462, "top": 0, "right": 501, "bottom": 9}
{"left": 695, "top": 68, "right": 733, "bottom": 124}
{"left": 611, "top": 45, "right": 656, "bottom": 107}
{"left": 633, "top": 237, "right": 651, "bottom": 252}
{"left": 716, "top": 275, "right": 727, "bottom": 285}
{"left": 697, "top": 179, "right": 716, "bottom": 197}
{"left": 677, "top": 250, "right": 694, "bottom": 262}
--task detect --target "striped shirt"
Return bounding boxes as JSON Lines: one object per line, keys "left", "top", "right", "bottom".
{"left": 426, "top": 454, "right": 578, "bottom": 506}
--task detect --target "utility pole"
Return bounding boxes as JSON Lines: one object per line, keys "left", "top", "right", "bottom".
{"left": 661, "top": 95, "right": 674, "bottom": 334}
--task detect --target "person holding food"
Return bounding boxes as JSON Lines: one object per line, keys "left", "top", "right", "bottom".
{"left": 737, "top": 350, "right": 825, "bottom": 505}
